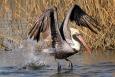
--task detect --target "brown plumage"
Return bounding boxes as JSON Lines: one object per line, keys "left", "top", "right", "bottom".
{"left": 28, "top": 4, "right": 100, "bottom": 71}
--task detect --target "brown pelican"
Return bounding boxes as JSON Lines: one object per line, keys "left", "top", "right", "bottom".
{"left": 28, "top": 4, "right": 100, "bottom": 71}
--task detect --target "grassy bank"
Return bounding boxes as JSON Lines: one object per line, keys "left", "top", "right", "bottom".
{"left": 0, "top": 0, "right": 115, "bottom": 50}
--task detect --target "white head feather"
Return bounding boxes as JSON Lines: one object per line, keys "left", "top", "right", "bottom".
{"left": 70, "top": 28, "right": 81, "bottom": 51}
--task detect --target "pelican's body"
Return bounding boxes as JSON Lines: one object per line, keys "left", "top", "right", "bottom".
{"left": 28, "top": 5, "right": 100, "bottom": 71}
{"left": 42, "top": 34, "right": 77, "bottom": 59}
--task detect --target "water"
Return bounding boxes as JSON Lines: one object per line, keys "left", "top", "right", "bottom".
{"left": 0, "top": 39, "right": 115, "bottom": 77}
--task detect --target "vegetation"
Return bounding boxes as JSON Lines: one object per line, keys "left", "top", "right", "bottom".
{"left": 0, "top": 0, "right": 115, "bottom": 50}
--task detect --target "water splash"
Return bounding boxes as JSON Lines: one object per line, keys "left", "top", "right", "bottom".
{"left": 3, "top": 38, "right": 19, "bottom": 51}
{"left": 0, "top": 38, "right": 51, "bottom": 69}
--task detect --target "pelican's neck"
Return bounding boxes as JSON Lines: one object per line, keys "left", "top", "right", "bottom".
{"left": 71, "top": 37, "right": 81, "bottom": 51}
{"left": 70, "top": 28, "right": 81, "bottom": 51}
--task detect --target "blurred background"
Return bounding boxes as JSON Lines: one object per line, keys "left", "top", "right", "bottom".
{"left": 0, "top": 0, "right": 115, "bottom": 50}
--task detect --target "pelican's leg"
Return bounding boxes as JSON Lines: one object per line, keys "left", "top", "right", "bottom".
{"left": 55, "top": 59, "right": 61, "bottom": 72}
{"left": 57, "top": 62, "right": 61, "bottom": 72}
{"left": 65, "top": 58, "right": 73, "bottom": 69}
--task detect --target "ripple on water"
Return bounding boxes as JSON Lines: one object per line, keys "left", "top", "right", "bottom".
{"left": 0, "top": 39, "right": 115, "bottom": 77}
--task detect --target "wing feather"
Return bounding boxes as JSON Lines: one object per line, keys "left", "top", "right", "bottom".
{"left": 70, "top": 5, "right": 101, "bottom": 33}
{"left": 28, "top": 7, "right": 63, "bottom": 49}
{"left": 28, "top": 9, "right": 53, "bottom": 42}
{"left": 60, "top": 4, "right": 101, "bottom": 43}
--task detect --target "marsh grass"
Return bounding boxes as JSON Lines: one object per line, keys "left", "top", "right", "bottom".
{"left": 0, "top": 0, "right": 115, "bottom": 50}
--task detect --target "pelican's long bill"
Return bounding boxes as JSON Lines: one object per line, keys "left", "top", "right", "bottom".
{"left": 76, "top": 34, "right": 92, "bottom": 54}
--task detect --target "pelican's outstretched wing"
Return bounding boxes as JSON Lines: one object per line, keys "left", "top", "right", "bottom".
{"left": 69, "top": 5, "right": 101, "bottom": 33}
{"left": 60, "top": 4, "right": 101, "bottom": 42}
{"left": 28, "top": 9, "right": 52, "bottom": 42}
{"left": 28, "top": 7, "right": 62, "bottom": 48}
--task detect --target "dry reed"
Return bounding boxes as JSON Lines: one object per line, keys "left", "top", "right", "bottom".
{"left": 0, "top": 0, "right": 115, "bottom": 50}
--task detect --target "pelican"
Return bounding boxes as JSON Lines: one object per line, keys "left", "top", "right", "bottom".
{"left": 28, "top": 4, "right": 100, "bottom": 71}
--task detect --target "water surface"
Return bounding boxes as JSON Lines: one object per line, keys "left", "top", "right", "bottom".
{"left": 0, "top": 40, "right": 115, "bottom": 77}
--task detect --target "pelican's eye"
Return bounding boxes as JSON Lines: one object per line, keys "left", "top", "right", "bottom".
{"left": 72, "top": 34, "right": 78, "bottom": 41}
{"left": 72, "top": 34, "right": 81, "bottom": 43}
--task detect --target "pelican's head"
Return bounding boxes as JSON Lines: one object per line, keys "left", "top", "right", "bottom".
{"left": 70, "top": 28, "right": 91, "bottom": 54}
{"left": 70, "top": 28, "right": 80, "bottom": 36}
